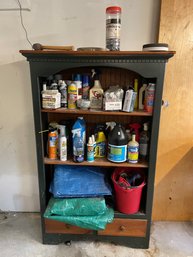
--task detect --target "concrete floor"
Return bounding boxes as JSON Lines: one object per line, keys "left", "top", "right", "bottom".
{"left": 0, "top": 213, "right": 193, "bottom": 257}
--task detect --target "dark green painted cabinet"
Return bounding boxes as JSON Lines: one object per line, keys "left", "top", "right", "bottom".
{"left": 20, "top": 50, "right": 174, "bottom": 248}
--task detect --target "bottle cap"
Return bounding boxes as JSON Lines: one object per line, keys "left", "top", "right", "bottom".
{"left": 88, "top": 137, "right": 93, "bottom": 145}
{"left": 106, "top": 6, "right": 122, "bottom": 13}
{"left": 43, "top": 83, "right": 47, "bottom": 91}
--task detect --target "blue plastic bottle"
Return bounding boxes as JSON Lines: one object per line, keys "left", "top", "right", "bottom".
{"left": 72, "top": 117, "right": 86, "bottom": 162}
{"left": 73, "top": 132, "right": 84, "bottom": 162}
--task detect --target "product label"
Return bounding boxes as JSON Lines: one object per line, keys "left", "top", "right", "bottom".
{"left": 60, "top": 88, "right": 67, "bottom": 108}
{"left": 104, "top": 101, "right": 122, "bottom": 111}
{"left": 106, "top": 19, "right": 121, "bottom": 39}
{"left": 90, "top": 91, "right": 103, "bottom": 109}
{"left": 48, "top": 133, "right": 58, "bottom": 159}
{"left": 87, "top": 144, "right": 94, "bottom": 162}
{"left": 68, "top": 93, "right": 77, "bottom": 109}
{"left": 108, "top": 144, "right": 127, "bottom": 162}
{"left": 128, "top": 145, "right": 139, "bottom": 163}
{"left": 82, "top": 85, "right": 89, "bottom": 99}
{"left": 42, "top": 93, "right": 60, "bottom": 109}
{"left": 95, "top": 142, "right": 106, "bottom": 157}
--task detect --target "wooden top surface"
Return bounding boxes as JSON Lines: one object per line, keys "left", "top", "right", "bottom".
{"left": 20, "top": 50, "right": 175, "bottom": 56}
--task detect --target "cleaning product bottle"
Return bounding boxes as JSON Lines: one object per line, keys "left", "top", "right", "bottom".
{"left": 105, "top": 122, "right": 116, "bottom": 138}
{"left": 89, "top": 79, "right": 104, "bottom": 110}
{"left": 59, "top": 80, "right": 67, "bottom": 108}
{"left": 144, "top": 83, "right": 155, "bottom": 113}
{"left": 95, "top": 130, "right": 106, "bottom": 158}
{"left": 72, "top": 117, "right": 86, "bottom": 156}
{"left": 108, "top": 123, "right": 128, "bottom": 163}
{"left": 127, "top": 134, "right": 139, "bottom": 163}
{"left": 68, "top": 81, "right": 78, "bottom": 109}
{"left": 92, "top": 134, "right": 96, "bottom": 157}
{"left": 73, "top": 131, "right": 84, "bottom": 163}
{"left": 48, "top": 128, "right": 58, "bottom": 160}
{"left": 139, "top": 123, "right": 149, "bottom": 160}
{"left": 59, "top": 126, "right": 67, "bottom": 161}
{"left": 42, "top": 83, "right": 61, "bottom": 109}
{"left": 82, "top": 75, "right": 90, "bottom": 100}
{"left": 77, "top": 117, "right": 86, "bottom": 146}
{"left": 129, "top": 123, "right": 141, "bottom": 142}
{"left": 134, "top": 79, "right": 138, "bottom": 109}
{"left": 138, "top": 80, "right": 147, "bottom": 110}
{"left": 74, "top": 74, "right": 82, "bottom": 100}
{"left": 87, "top": 136, "right": 95, "bottom": 162}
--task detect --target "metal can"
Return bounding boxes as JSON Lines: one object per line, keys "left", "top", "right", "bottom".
{"left": 48, "top": 129, "right": 58, "bottom": 159}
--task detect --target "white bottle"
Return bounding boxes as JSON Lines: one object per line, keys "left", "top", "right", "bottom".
{"left": 59, "top": 126, "right": 67, "bottom": 161}
{"left": 42, "top": 82, "right": 61, "bottom": 109}
{"left": 89, "top": 80, "right": 104, "bottom": 110}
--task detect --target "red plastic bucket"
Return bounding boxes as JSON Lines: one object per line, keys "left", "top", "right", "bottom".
{"left": 112, "top": 168, "right": 146, "bottom": 214}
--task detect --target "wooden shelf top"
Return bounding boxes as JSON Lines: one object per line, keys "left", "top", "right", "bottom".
{"left": 20, "top": 50, "right": 175, "bottom": 57}
{"left": 41, "top": 108, "right": 152, "bottom": 116}
{"left": 44, "top": 157, "right": 148, "bottom": 168}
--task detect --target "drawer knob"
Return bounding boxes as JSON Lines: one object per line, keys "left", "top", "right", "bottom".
{"left": 119, "top": 225, "right": 126, "bottom": 231}
{"left": 65, "top": 224, "right": 71, "bottom": 229}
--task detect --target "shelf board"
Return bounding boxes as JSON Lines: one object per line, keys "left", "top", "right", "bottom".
{"left": 114, "top": 210, "right": 146, "bottom": 219}
{"left": 41, "top": 108, "right": 152, "bottom": 117}
{"left": 44, "top": 157, "right": 148, "bottom": 168}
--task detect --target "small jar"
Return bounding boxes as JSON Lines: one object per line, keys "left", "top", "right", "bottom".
{"left": 106, "top": 6, "right": 122, "bottom": 51}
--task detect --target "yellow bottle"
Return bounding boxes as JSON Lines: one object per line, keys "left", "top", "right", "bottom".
{"left": 134, "top": 79, "right": 138, "bottom": 109}
{"left": 127, "top": 134, "right": 139, "bottom": 163}
{"left": 68, "top": 82, "right": 77, "bottom": 109}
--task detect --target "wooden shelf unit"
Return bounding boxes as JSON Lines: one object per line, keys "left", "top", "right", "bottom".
{"left": 20, "top": 50, "right": 175, "bottom": 249}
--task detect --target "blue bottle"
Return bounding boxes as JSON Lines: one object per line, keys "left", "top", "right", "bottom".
{"left": 73, "top": 132, "right": 84, "bottom": 163}
{"left": 82, "top": 75, "right": 90, "bottom": 100}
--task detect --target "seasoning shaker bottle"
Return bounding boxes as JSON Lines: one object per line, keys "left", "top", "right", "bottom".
{"left": 106, "top": 6, "right": 122, "bottom": 51}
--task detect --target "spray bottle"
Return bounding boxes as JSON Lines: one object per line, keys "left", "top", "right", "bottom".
{"left": 59, "top": 80, "right": 67, "bottom": 108}
{"left": 129, "top": 123, "right": 141, "bottom": 142}
{"left": 73, "top": 131, "right": 84, "bottom": 163}
{"left": 59, "top": 126, "right": 67, "bottom": 161}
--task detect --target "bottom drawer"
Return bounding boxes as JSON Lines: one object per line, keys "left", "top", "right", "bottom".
{"left": 98, "top": 218, "right": 147, "bottom": 237}
{"left": 44, "top": 218, "right": 93, "bottom": 235}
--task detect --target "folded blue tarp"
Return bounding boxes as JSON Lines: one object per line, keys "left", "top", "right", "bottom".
{"left": 49, "top": 165, "right": 112, "bottom": 198}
